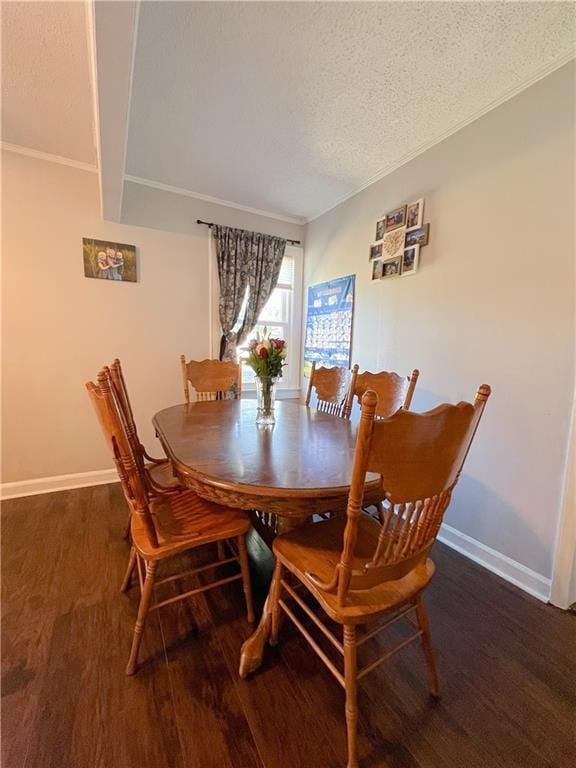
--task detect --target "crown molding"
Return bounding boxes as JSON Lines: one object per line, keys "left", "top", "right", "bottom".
{"left": 4, "top": 52, "right": 572, "bottom": 226}
{"left": 1, "top": 142, "right": 98, "bottom": 173}
{"left": 124, "top": 174, "right": 306, "bottom": 225}
{"left": 306, "top": 53, "right": 576, "bottom": 223}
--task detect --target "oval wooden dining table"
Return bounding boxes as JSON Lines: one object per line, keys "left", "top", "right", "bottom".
{"left": 152, "top": 398, "right": 384, "bottom": 677}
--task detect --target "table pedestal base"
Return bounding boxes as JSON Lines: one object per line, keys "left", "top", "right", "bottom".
{"left": 239, "top": 514, "right": 306, "bottom": 677}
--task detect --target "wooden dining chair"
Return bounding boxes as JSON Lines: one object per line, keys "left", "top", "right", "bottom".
{"left": 86, "top": 367, "right": 254, "bottom": 676}
{"left": 268, "top": 384, "right": 491, "bottom": 768}
{"left": 305, "top": 361, "right": 353, "bottom": 418}
{"left": 344, "top": 365, "right": 419, "bottom": 419}
{"left": 180, "top": 356, "right": 242, "bottom": 403}
{"left": 109, "top": 358, "right": 182, "bottom": 497}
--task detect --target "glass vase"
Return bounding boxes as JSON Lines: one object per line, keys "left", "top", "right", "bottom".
{"left": 255, "top": 375, "right": 278, "bottom": 426}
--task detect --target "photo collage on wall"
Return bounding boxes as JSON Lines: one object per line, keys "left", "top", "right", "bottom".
{"left": 370, "top": 199, "right": 429, "bottom": 281}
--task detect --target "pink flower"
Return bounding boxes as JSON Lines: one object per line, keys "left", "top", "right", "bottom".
{"left": 258, "top": 347, "right": 269, "bottom": 358}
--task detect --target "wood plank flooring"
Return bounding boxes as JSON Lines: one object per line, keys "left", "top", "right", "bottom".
{"left": 2, "top": 484, "right": 574, "bottom": 768}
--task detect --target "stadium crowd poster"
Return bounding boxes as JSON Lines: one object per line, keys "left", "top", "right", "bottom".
{"left": 303, "top": 274, "right": 355, "bottom": 377}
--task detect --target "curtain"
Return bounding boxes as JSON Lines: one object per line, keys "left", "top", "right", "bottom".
{"left": 213, "top": 225, "right": 286, "bottom": 361}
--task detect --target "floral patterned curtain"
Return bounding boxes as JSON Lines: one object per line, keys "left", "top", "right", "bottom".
{"left": 213, "top": 225, "right": 286, "bottom": 361}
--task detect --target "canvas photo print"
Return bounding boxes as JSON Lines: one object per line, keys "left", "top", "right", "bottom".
{"left": 83, "top": 238, "right": 137, "bottom": 282}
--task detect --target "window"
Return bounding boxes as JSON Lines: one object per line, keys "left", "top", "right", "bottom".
{"left": 238, "top": 246, "right": 303, "bottom": 392}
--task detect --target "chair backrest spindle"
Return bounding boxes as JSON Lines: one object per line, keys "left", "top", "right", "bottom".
{"left": 86, "top": 367, "right": 159, "bottom": 547}
{"left": 180, "top": 356, "right": 242, "bottom": 403}
{"left": 305, "top": 361, "right": 353, "bottom": 419}
{"left": 344, "top": 365, "right": 419, "bottom": 419}
{"left": 109, "top": 359, "right": 143, "bottom": 466}
{"left": 307, "top": 384, "right": 491, "bottom": 605}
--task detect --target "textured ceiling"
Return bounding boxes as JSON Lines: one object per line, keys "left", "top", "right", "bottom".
{"left": 3, "top": 2, "right": 574, "bottom": 220}
{"left": 1, "top": 1, "right": 96, "bottom": 164}
{"left": 126, "top": 1, "right": 575, "bottom": 220}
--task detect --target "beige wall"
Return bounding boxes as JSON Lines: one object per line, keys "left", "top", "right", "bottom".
{"left": 1, "top": 151, "right": 304, "bottom": 484}
{"left": 303, "top": 63, "right": 575, "bottom": 580}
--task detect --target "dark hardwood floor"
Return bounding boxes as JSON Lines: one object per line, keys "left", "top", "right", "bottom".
{"left": 2, "top": 483, "right": 574, "bottom": 768}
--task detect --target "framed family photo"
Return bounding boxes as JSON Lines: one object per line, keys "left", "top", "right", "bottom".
{"left": 384, "top": 205, "right": 406, "bottom": 232}
{"left": 83, "top": 238, "right": 137, "bottom": 282}
{"left": 406, "top": 198, "right": 424, "bottom": 230}
{"left": 369, "top": 242, "right": 383, "bottom": 261}
{"left": 401, "top": 246, "right": 420, "bottom": 276}
{"left": 405, "top": 224, "right": 429, "bottom": 248}
{"left": 372, "top": 259, "right": 384, "bottom": 280}
{"left": 375, "top": 217, "right": 386, "bottom": 241}
{"left": 382, "top": 255, "right": 402, "bottom": 278}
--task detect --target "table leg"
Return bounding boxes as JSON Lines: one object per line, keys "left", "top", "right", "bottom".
{"left": 239, "top": 514, "right": 308, "bottom": 678}
{"left": 239, "top": 594, "right": 273, "bottom": 678}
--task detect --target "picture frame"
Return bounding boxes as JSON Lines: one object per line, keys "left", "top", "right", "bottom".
{"left": 375, "top": 217, "right": 386, "bottom": 242}
{"left": 401, "top": 245, "right": 420, "bottom": 276}
{"left": 384, "top": 205, "right": 406, "bottom": 232}
{"left": 369, "top": 242, "right": 383, "bottom": 261}
{"left": 406, "top": 198, "right": 424, "bottom": 231}
{"left": 405, "top": 223, "right": 430, "bottom": 248}
{"left": 382, "top": 226, "right": 406, "bottom": 260}
{"left": 371, "top": 259, "right": 384, "bottom": 280}
{"left": 83, "top": 238, "right": 137, "bottom": 282}
{"left": 381, "top": 255, "right": 402, "bottom": 279}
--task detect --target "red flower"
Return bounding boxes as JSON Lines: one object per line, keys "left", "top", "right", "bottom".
{"left": 271, "top": 338, "right": 285, "bottom": 350}
{"left": 259, "top": 347, "right": 269, "bottom": 358}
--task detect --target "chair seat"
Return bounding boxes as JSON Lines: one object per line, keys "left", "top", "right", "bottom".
{"left": 131, "top": 490, "right": 251, "bottom": 560}
{"left": 273, "top": 514, "right": 435, "bottom": 624}
{"left": 147, "top": 460, "right": 183, "bottom": 490}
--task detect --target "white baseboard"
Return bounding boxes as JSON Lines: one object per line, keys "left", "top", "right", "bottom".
{"left": 0, "top": 469, "right": 118, "bottom": 501}
{"left": 438, "top": 523, "right": 551, "bottom": 603}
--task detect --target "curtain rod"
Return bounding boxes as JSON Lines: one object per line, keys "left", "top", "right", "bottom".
{"left": 196, "top": 219, "right": 301, "bottom": 246}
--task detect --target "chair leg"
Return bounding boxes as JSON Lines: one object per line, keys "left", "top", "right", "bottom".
{"left": 237, "top": 535, "right": 255, "bottom": 624}
{"left": 123, "top": 513, "right": 131, "bottom": 540}
{"left": 343, "top": 625, "right": 359, "bottom": 768}
{"left": 121, "top": 546, "right": 137, "bottom": 592}
{"left": 269, "top": 560, "right": 284, "bottom": 646}
{"left": 415, "top": 596, "right": 440, "bottom": 698}
{"left": 126, "top": 560, "right": 157, "bottom": 676}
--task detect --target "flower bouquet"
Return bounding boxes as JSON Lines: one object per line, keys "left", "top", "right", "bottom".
{"left": 244, "top": 329, "right": 287, "bottom": 425}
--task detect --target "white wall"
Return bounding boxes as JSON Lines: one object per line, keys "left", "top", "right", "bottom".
{"left": 1, "top": 151, "right": 304, "bottom": 486}
{"left": 303, "top": 63, "right": 575, "bottom": 583}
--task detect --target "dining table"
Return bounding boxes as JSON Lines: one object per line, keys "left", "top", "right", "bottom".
{"left": 152, "top": 398, "right": 384, "bottom": 677}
